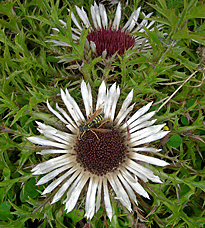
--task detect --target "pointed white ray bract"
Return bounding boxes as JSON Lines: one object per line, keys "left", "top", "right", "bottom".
{"left": 37, "top": 163, "right": 73, "bottom": 186}
{"left": 85, "top": 176, "right": 98, "bottom": 219}
{"left": 112, "top": 2, "right": 121, "bottom": 30}
{"left": 129, "top": 152, "right": 169, "bottom": 167}
{"left": 96, "top": 178, "right": 102, "bottom": 213}
{"left": 81, "top": 80, "right": 93, "bottom": 118}
{"left": 99, "top": 3, "right": 108, "bottom": 28}
{"left": 65, "top": 174, "right": 89, "bottom": 213}
{"left": 104, "top": 82, "right": 117, "bottom": 119}
{"left": 42, "top": 167, "right": 77, "bottom": 195}
{"left": 27, "top": 137, "right": 67, "bottom": 149}
{"left": 75, "top": 6, "right": 91, "bottom": 29}
{"left": 103, "top": 177, "right": 113, "bottom": 220}
{"left": 52, "top": 169, "right": 81, "bottom": 204}
{"left": 127, "top": 102, "right": 153, "bottom": 126}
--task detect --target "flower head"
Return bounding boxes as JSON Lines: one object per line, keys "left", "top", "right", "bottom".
{"left": 49, "top": 2, "right": 163, "bottom": 60}
{"left": 28, "top": 81, "right": 169, "bottom": 220}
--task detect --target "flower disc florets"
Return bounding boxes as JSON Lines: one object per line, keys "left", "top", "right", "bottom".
{"left": 87, "top": 27, "right": 135, "bottom": 57}
{"left": 75, "top": 124, "right": 127, "bottom": 176}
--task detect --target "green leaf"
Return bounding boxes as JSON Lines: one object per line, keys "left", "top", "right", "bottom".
{"left": 0, "top": 2, "right": 15, "bottom": 17}
{"left": 65, "top": 8, "right": 72, "bottom": 41}
{"left": 185, "top": 4, "right": 205, "bottom": 19}
{"left": 181, "top": 116, "right": 189, "bottom": 125}
{"left": 167, "top": 135, "right": 182, "bottom": 147}
{"left": 0, "top": 201, "right": 14, "bottom": 221}
{"left": 66, "top": 209, "right": 84, "bottom": 223}
{"left": 157, "top": 0, "right": 168, "bottom": 9}
{"left": 172, "top": 23, "right": 189, "bottom": 39}
{"left": 20, "top": 178, "right": 39, "bottom": 203}
{"left": 0, "top": 201, "right": 11, "bottom": 211}
{"left": 0, "top": 18, "right": 20, "bottom": 33}
{"left": 10, "top": 105, "right": 30, "bottom": 127}
{"left": 187, "top": 100, "right": 195, "bottom": 109}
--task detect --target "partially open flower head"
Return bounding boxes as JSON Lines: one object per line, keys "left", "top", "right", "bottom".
{"left": 49, "top": 2, "right": 163, "bottom": 63}
{"left": 28, "top": 81, "right": 169, "bottom": 220}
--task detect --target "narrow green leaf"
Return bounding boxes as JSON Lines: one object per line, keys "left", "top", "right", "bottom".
{"left": 157, "top": 0, "right": 168, "bottom": 9}
{"left": 185, "top": 4, "right": 205, "bottom": 19}
{"left": 10, "top": 105, "right": 30, "bottom": 127}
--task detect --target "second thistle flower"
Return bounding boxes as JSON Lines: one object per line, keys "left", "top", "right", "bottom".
{"left": 49, "top": 2, "right": 163, "bottom": 61}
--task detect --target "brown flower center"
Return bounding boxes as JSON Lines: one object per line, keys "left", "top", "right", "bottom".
{"left": 74, "top": 124, "right": 127, "bottom": 176}
{"left": 86, "top": 27, "right": 135, "bottom": 57}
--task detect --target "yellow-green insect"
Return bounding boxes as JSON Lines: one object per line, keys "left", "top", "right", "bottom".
{"left": 78, "top": 108, "right": 111, "bottom": 140}
{"left": 79, "top": 113, "right": 104, "bottom": 134}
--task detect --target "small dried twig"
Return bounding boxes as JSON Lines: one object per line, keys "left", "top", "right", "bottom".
{"left": 158, "top": 81, "right": 184, "bottom": 85}
{"left": 156, "top": 70, "right": 198, "bottom": 113}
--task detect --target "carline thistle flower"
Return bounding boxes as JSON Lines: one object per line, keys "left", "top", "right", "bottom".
{"left": 28, "top": 81, "right": 169, "bottom": 220}
{"left": 49, "top": 2, "right": 163, "bottom": 60}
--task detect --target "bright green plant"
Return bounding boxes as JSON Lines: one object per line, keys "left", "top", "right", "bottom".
{"left": 0, "top": 0, "right": 204, "bottom": 227}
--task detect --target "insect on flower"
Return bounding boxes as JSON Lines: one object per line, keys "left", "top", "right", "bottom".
{"left": 78, "top": 106, "right": 111, "bottom": 140}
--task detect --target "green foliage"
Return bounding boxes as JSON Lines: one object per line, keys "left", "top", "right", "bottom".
{"left": 167, "top": 134, "right": 182, "bottom": 147}
{"left": 0, "top": 0, "right": 204, "bottom": 227}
